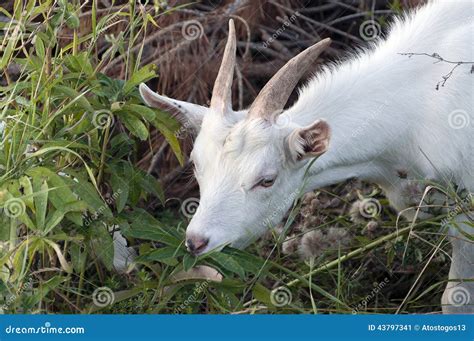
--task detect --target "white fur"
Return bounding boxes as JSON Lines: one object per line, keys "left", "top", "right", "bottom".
{"left": 141, "top": 0, "right": 473, "bottom": 313}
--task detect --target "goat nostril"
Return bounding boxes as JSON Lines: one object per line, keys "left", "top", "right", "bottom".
{"left": 186, "top": 238, "right": 195, "bottom": 252}
{"left": 186, "top": 236, "right": 209, "bottom": 254}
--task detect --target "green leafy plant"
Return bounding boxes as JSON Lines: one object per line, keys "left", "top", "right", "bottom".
{"left": 0, "top": 0, "right": 180, "bottom": 312}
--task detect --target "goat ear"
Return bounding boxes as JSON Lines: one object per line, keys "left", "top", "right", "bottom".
{"left": 287, "top": 119, "right": 331, "bottom": 162}
{"left": 139, "top": 83, "right": 207, "bottom": 130}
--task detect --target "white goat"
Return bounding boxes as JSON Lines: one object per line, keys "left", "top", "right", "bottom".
{"left": 140, "top": 0, "right": 473, "bottom": 313}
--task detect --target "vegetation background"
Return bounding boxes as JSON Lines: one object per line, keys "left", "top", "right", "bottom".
{"left": 1, "top": 0, "right": 461, "bottom": 315}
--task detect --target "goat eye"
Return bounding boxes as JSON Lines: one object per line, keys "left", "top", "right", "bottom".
{"left": 259, "top": 178, "right": 275, "bottom": 188}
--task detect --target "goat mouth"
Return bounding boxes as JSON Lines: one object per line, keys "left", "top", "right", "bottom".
{"left": 189, "top": 244, "right": 207, "bottom": 256}
{"left": 186, "top": 241, "right": 209, "bottom": 256}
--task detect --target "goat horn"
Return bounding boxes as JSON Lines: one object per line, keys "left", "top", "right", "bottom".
{"left": 210, "top": 19, "right": 236, "bottom": 115}
{"left": 248, "top": 38, "right": 331, "bottom": 120}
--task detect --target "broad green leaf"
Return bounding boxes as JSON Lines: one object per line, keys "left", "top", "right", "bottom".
{"left": 119, "top": 113, "right": 149, "bottom": 141}
{"left": 110, "top": 172, "right": 129, "bottom": 213}
{"left": 182, "top": 253, "right": 197, "bottom": 271}
{"left": 136, "top": 246, "right": 185, "bottom": 266}
{"left": 18, "top": 211, "right": 36, "bottom": 231}
{"left": 155, "top": 122, "right": 184, "bottom": 166}
{"left": 252, "top": 283, "right": 274, "bottom": 307}
{"left": 26, "top": 148, "right": 98, "bottom": 193}
{"left": 123, "top": 65, "right": 156, "bottom": 94}
{"left": 34, "top": 35, "right": 45, "bottom": 59}
{"left": 0, "top": 265, "right": 9, "bottom": 284}
{"left": 222, "top": 249, "right": 266, "bottom": 275}
{"left": 153, "top": 109, "right": 180, "bottom": 132}
{"left": 89, "top": 222, "right": 114, "bottom": 271}
{"left": 209, "top": 253, "right": 246, "bottom": 279}
{"left": 123, "top": 104, "right": 156, "bottom": 122}
{"left": 139, "top": 172, "right": 164, "bottom": 203}
{"left": 122, "top": 209, "right": 181, "bottom": 247}
{"left": 33, "top": 176, "right": 49, "bottom": 230}
{"left": 65, "top": 212, "right": 83, "bottom": 227}
{"left": 65, "top": 11, "right": 80, "bottom": 29}
{"left": 62, "top": 172, "right": 113, "bottom": 219}
{"left": 18, "top": 176, "right": 34, "bottom": 211}
{"left": 64, "top": 52, "right": 94, "bottom": 77}
{"left": 70, "top": 243, "right": 88, "bottom": 273}
{"left": 52, "top": 85, "right": 94, "bottom": 112}
{"left": 63, "top": 200, "right": 88, "bottom": 213}
{"left": 0, "top": 24, "right": 20, "bottom": 69}
{"left": 44, "top": 210, "right": 65, "bottom": 235}
{"left": 0, "top": 215, "right": 9, "bottom": 240}
{"left": 10, "top": 240, "right": 29, "bottom": 282}
{"left": 26, "top": 168, "right": 76, "bottom": 210}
